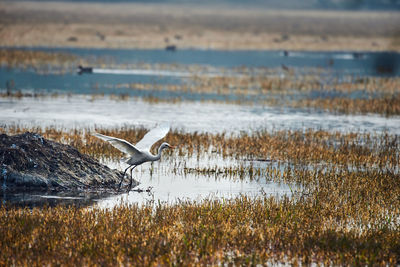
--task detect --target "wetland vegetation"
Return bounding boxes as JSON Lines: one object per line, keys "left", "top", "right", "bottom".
{"left": 1, "top": 126, "right": 399, "bottom": 265}
{"left": 1, "top": 6, "right": 399, "bottom": 263}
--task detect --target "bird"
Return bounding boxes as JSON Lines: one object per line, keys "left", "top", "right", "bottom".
{"left": 92, "top": 124, "right": 173, "bottom": 190}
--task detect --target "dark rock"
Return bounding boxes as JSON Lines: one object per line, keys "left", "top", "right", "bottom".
{"left": 0, "top": 132, "right": 135, "bottom": 191}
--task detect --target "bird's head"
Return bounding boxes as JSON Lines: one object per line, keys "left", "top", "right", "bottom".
{"left": 160, "top": 142, "right": 174, "bottom": 151}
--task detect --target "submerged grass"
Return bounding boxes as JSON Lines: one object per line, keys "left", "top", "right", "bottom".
{"left": 1, "top": 126, "right": 399, "bottom": 265}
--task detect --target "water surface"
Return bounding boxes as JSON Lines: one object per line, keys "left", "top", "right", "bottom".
{"left": 1, "top": 152, "right": 293, "bottom": 208}
{"left": 6, "top": 47, "right": 399, "bottom": 75}
{"left": 1, "top": 96, "right": 399, "bottom": 134}
{"left": 1, "top": 48, "right": 399, "bottom": 98}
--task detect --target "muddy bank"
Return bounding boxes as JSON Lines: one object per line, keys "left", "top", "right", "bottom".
{"left": 0, "top": 132, "right": 134, "bottom": 191}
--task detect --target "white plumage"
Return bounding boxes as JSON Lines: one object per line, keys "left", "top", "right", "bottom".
{"left": 93, "top": 124, "right": 173, "bottom": 190}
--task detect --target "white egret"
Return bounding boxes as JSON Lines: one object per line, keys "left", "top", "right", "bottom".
{"left": 93, "top": 124, "right": 173, "bottom": 190}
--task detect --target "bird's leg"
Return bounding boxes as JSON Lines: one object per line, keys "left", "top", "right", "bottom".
{"left": 119, "top": 165, "right": 132, "bottom": 190}
{"left": 128, "top": 165, "right": 137, "bottom": 191}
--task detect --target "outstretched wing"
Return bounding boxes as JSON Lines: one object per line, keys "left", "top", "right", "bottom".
{"left": 92, "top": 133, "right": 141, "bottom": 156}
{"left": 135, "top": 123, "right": 170, "bottom": 152}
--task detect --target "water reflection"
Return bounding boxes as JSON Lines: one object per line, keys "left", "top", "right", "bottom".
{"left": 96, "top": 171, "right": 292, "bottom": 209}
{"left": 0, "top": 189, "right": 113, "bottom": 208}
{"left": 1, "top": 153, "right": 294, "bottom": 208}
{"left": 0, "top": 169, "right": 292, "bottom": 209}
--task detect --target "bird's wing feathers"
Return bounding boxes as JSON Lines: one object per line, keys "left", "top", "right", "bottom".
{"left": 135, "top": 123, "right": 170, "bottom": 152}
{"left": 92, "top": 133, "right": 141, "bottom": 156}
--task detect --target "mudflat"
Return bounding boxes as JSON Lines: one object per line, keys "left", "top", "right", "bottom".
{"left": 0, "top": 1, "right": 399, "bottom": 51}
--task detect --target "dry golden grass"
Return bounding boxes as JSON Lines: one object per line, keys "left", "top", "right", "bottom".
{"left": 0, "top": 197, "right": 399, "bottom": 265}
{"left": 1, "top": 126, "right": 398, "bottom": 171}
{"left": 0, "top": 49, "right": 78, "bottom": 74}
{"left": 292, "top": 94, "right": 400, "bottom": 117}
{"left": 1, "top": 126, "right": 399, "bottom": 265}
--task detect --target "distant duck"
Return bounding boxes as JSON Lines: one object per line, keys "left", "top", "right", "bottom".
{"left": 281, "top": 64, "right": 290, "bottom": 71}
{"left": 352, "top": 52, "right": 364, "bottom": 59}
{"left": 165, "top": 45, "right": 177, "bottom": 51}
{"left": 77, "top": 65, "right": 93, "bottom": 75}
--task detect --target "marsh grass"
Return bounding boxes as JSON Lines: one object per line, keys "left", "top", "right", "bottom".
{"left": 0, "top": 49, "right": 78, "bottom": 74}
{"left": 1, "top": 126, "right": 398, "bottom": 172}
{"left": 1, "top": 195, "right": 399, "bottom": 266}
{"left": 132, "top": 75, "right": 400, "bottom": 116}
{"left": 1, "top": 123, "right": 399, "bottom": 265}
{"left": 292, "top": 93, "right": 400, "bottom": 117}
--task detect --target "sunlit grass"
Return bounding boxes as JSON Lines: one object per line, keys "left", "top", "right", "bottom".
{"left": 2, "top": 126, "right": 398, "bottom": 171}
{"left": 1, "top": 195, "right": 399, "bottom": 266}
{"left": 0, "top": 49, "right": 78, "bottom": 74}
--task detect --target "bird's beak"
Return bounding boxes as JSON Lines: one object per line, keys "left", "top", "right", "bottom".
{"left": 169, "top": 145, "right": 175, "bottom": 149}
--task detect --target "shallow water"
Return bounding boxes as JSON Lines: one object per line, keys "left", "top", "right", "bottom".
{"left": 1, "top": 48, "right": 399, "bottom": 100}
{"left": 1, "top": 151, "right": 293, "bottom": 208}
{"left": 5, "top": 47, "right": 400, "bottom": 75}
{"left": 1, "top": 95, "right": 399, "bottom": 135}
{"left": 95, "top": 162, "right": 292, "bottom": 208}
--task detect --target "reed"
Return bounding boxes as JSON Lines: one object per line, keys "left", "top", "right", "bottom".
{"left": 1, "top": 126, "right": 398, "bottom": 170}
